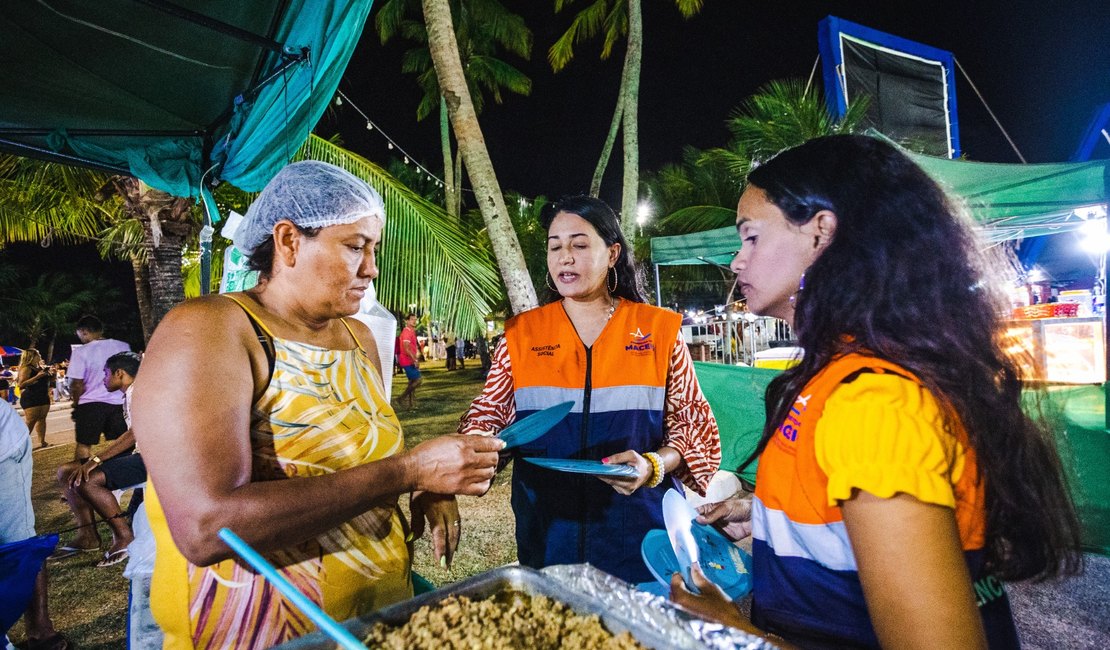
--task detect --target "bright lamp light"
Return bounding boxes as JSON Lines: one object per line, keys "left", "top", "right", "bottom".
{"left": 1076, "top": 216, "right": 1110, "bottom": 253}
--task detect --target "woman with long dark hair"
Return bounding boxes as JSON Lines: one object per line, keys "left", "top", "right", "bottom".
{"left": 460, "top": 195, "right": 721, "bottom": 584}
{"left": 672, "top": 135, "right": 1082, "bottom": 648}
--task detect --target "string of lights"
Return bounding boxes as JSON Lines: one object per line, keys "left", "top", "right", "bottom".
{"left": 334, "top": 89, "right": 456, "bottom": 191}
{"left": 13, "top": 215, "right": 127, "bottom": 249}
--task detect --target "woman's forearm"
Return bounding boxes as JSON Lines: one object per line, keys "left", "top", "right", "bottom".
{"left": 159, "top": 453, "right": 417, "bottom": 566}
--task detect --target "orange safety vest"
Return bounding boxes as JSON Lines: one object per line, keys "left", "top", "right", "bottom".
{"left": 750, "top": 353, "right": 1017, "bottom": 648}
{"left": 504, "top": 299, "right": 681, "bottom": 583}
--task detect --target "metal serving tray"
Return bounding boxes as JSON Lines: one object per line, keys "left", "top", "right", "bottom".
{"left": 274, "top": 565, "right": 678, "bottom": 649}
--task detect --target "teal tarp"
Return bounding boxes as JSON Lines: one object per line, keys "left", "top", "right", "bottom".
{"left": 651, "top": 227, "right": 738, "bottom": 267}
{"left": 0, "top": 1, "right": 375, "bottom": 200}
{"left": 697, "top": 362, "right": 1110, "bottom": 555}
{"left": 693, "top": 362, "right": 777, "bottom": 484}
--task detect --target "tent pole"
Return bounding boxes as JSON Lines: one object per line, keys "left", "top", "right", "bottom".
{"left": 1104, "top": 210, "right": 1109, "bottom": 429}
{"left": 129, "top": 0, "right": 290, "bottom": 55}
{"left": 0, "top": 138, "right": 130, "bottom": 175}
{"left": 654, "top": 264, "right": 662, "bottom": 308}
{"left": 199, "top": 188, "right": 220, "bottom": 296}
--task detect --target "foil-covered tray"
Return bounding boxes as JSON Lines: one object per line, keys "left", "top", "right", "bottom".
{"left": 274, "top": 564, "right": 776, "bottom": 650}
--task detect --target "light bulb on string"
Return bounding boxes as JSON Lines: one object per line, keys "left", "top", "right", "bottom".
{"left": 366, "top": 122, "right": 373, "bottom": 130}
{"left": 334, "top": 95, "right": 342, "bottom": 106}
{"left": 404, "top": 156, "right": 409, "bottom": 164}
{"left": 387, "top": 143, "right": 393, "bottom": 150}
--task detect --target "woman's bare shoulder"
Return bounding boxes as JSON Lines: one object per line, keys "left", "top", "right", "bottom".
{"left": 148, "top": 294, "right": 254, "bottom": 352}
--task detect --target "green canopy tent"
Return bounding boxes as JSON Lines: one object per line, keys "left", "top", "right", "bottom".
{"left": 0, "top": 0, "right": 376, "bottom": 289}
{"left": 650, "top": 150, "right": 1110, "bottom": 271}
{"left": 652, "top": 145, "right": 1110, "bottom": 554}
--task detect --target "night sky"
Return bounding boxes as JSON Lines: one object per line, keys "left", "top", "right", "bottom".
{"left": 322, "top": 0, "right": 1110, "bottom": 205}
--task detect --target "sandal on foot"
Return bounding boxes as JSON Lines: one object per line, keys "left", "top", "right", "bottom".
{"left": 97, "top": 548, "right": 129, "bottom": 567}
{"left": 48, "top": 544, "right": 99, "bottom": 560}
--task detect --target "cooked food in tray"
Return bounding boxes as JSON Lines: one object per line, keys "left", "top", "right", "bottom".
{"left": 363, "top": 590, "right": 646, "bottom": 649}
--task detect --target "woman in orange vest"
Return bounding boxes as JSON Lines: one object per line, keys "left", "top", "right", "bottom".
{"left": 460, "top": 195, "right": 721, "bottom": 584}
{"left": 671, "top": 135, "right": 1082, "bottom": 648}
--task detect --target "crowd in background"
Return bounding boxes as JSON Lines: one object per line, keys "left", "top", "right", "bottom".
{"left": 0, "top": 361, "right": 71, "bottom": 407}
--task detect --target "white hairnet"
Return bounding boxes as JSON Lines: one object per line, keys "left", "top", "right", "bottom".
{"left": 233, "top": 160, "right": 386, "bottom": 256}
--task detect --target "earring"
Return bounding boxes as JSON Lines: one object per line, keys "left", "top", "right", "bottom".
{"left": 788, "top": 272, "right": 806, "bottom": 308}
{"left": 607, "top": 267, "right": 618, "bottom": 293}
{"left": 546, "top": 274, "right": 556, "bottom": 291}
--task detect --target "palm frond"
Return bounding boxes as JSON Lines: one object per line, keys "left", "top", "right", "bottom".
{"left": 96, "top": 219, "right": 146, "bottom": 263}
{"left": 399, "top": 19, "right": 428, "bottom": 43}
{"left": 400, "top": 47, "right": 432, "bottom": 75}
{"left": 374, "top": 0, "right": 418, "bottom": 44}
{"left": 599, "top": 0, "right": 628, "bottom": 61}
{"left": 658, "top": 205, "right": 736, "bottom": 232}
{"left": 673, "top": 0, "right": 704, "bottom": 19}
{"left": 698, "top": 147, "right": 752, "bottom": 181}
{"left": 468, "top": 0, "right": 532, "bottom": 60}
{"left": 548, "top": 0, "right": 611, "bottom": 71}
{"left": 724, "top": 79, "right": 869, "bottom": 163}
{"left": 297, "top": 135, "right": 503, "bottom": 336}
{"left": 467, "top": 56, "right": 533, "bottom": 100}
{"left": 0, "top": 156, "right": 122, "bottom": 249}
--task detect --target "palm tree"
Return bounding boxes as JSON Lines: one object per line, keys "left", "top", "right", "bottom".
{"left": 376, "top": 0, "right": 532, "bottom": 219}
{"left": 93, "top": 176, "right": 195, "bottom": 332}
{"left": 642, "top": 79, "right": 869, "bottom": 310}
{"left": 701, "top": 79, "right": 870, "bottom": 182}
{"left": 549, "top": 0, "right": 705, "bottom": 234}
{"left": 299, "top": 134, "right": 504, "bottom": 336}
{"left": 654, "top": 79, "right": 870, "bottom": 234}
{"left": 647, "top": 145, "right": 740, "bottom": 234}
{"left": 1, "top": 138, "right": 506, "bottom": 337}
{"left": 0, "top": 154, "right": 196, "bottom": 338}
{"left": 462, "top": 191, "right": 550, "bottom": 311}
{"left": 0, "top": 269, "right": 120, "bottom": 361}
{"left": 421, "top": 0, "right": 538, "bottom": 314}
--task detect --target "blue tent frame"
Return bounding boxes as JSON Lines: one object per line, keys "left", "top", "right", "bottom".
{"left": 818, "top": 15, "right": 961, "bottom": 158}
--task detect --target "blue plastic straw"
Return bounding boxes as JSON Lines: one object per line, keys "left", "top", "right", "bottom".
{"left": 217, "top": 528, "right": 366, "bottom": 650}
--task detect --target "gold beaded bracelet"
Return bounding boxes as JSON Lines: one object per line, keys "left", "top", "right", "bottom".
{"left": 643, "top": 451, "right": 665, "bottom": 488}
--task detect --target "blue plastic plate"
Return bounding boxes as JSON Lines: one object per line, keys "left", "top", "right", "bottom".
{"left": 523, "top": 457, "right": 639, "bottom": 477}
{"left": 641, "top": 526, "right": 753, "bottom": 600}
{"left": 498, "top": 401, "right": 574, "bottom": 449}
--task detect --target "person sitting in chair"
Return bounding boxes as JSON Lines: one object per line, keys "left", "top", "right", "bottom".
{"left": 53, "top": 352, "right": 144, "bottom": 568}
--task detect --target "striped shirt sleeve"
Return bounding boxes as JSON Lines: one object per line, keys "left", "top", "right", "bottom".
{"left": 663, "top": 331, "right": 721, "bottom": 496}
{"left": 458, "top": 337, "right": 515, "bottom": 436}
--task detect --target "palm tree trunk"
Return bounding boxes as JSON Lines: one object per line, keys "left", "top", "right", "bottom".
{"left": 619, "top": 0, "right": 643, "bottom": 237}
{"left": 422, "top": 0, "right": 538, "bottom": 314}
{"left": 125, "top": 181, "right": 192, "bottom": 331}
{"left": 590, "top": 92, "right": 624, "bottom": 197}
{"left": 142, "top": 219, "right": 188, "bottom": 329}
{"left": 440, "top": 96, "right": 458, "bottom": 219}
{"left": 453, "top": 148, "right": 463, "bottom": 217}
{"left": 132, "top": 258, "right": 155, "bottom": 343}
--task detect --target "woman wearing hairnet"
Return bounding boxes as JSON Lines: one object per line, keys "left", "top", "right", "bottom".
{"left": 132, "top": 161, "right": 504, "bottom": 650}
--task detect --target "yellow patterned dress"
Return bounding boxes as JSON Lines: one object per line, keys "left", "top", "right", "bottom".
{"left": 145, "top": 297, "right": 412, "bottom": 649}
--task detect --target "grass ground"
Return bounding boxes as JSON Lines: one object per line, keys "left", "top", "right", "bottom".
{"left": 7, "top": 364, "right": 513, "bottom": 649}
